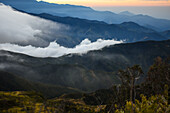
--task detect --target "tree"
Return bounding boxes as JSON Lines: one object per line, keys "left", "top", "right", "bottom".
{"left": 118, "top": 65, "right": 143, "bottom": 112}
{"left": 145, "top": 57, "right": 170, "bottom": 95}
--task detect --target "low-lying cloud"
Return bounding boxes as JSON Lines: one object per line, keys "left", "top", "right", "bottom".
{"left": 0, "top": 3, "right": 69, "bottom": 47}
{"left": 0, "top": 39, "right": 122, "bottom": 58}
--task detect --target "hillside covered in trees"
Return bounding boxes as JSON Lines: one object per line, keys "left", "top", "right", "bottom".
{"left": 0, "top": 57, "right": 169, "bottom": 112}
{"left": 0, "top": 40, "right": 169, "bottom": 112}
{"left": 0, "top": 1, "right": 170, "bottom": 112}
{"left": 0, "top": 40, "right": 170, "bottom": 113}
{"left": 0, "top": 40, "right": 169, "bottom": 94}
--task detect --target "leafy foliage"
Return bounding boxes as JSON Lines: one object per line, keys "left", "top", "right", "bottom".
{"left": 115, "top": 94, "right": 170, "bottom": 113}
{"left": 0, "top": 91, "right": 105, "bottom": 113}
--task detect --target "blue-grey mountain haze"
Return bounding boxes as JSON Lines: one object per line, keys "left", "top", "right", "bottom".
{"left": 1, "top": 0, "right": 170, "bottom": 31}
{"left": 93, "top": 6, "right": 170, "bottom": 20}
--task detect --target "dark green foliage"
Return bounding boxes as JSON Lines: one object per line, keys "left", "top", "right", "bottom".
{"left": 81, "top": 58, "right": 170, "bottom": 112}
{"left": 118, "top": 65, "right": 143, "bottom": 102}
{"left": 60, "top": 93, "right": 84, "bottom": 99}
{"left": 141, "top": 57, "right": 170, "bottom": 96}
{"left": 0, "top": 50, "right": 120, "bottom": 92}
{"left": 83, "top": 88, "right": 115, "bottom": 105}
{"left": 0, "top": 91, "right": 105, "bottom": 113}
{"left": 115, "top": 94, "right": 169, "bottom": 113}
{"left": 0, "top": 56, "right": 169, "bottom": 112}
{"left": 0, "top": 71, "right": 81, "bottom": 98}
{"left": 0, "top": 91, "right": 44, "bottom": 111}
{"left": 58, "top": 40, "right": 170, "bottom": 73}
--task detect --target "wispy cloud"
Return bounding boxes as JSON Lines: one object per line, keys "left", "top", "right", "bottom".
{"left": 0, "top": 3, "right": 69, "bottom": 47}
{"left": 0, "top": 39, "right": 122, "bottom": 58}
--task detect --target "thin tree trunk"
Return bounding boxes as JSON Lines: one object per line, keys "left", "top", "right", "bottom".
{"left": 130, "top": 78, "right": 134, "bottom": 113}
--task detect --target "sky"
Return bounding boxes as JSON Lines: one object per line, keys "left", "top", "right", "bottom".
{"left": 38, "top": 0, "right": 170, "bottom": 19}
{"left": 38, "top": 0, "right": 170, "bottom": 7}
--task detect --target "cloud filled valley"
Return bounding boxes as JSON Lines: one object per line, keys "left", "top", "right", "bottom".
{"left": 0, "top": 39, "right": 122, "bottom": 58}
{"left": 0, "top": 1, "right": 170, "bottom": 112}
{"left": 0, "top": 3, "right": 122, "bottom": 58}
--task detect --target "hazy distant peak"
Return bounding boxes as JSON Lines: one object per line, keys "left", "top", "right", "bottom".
{"left": 119, "top": 11, "right": 134, "bottom": 16}
{"left": 38, "top": 0, "right": 93, "bottom": 9}
{"left": 0, "top": 0, "right": 93, "bottom": 10}
{"left": 121, "top": 21, "right": 140, "bottom": 26}
{"left": 1, "top": 0, "right": 170, "bottom": 31}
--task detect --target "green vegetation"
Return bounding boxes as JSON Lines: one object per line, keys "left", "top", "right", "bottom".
{"left": 0, "top": 91, "right": 106, "bottom": 113}
{"left": 0, "top": 57, "right": 169, "bottom": 113}
{"left": 82, "top": 57, "right": 170, "bottom": 112}
{"left": 0, "top": 91, "right": 44, "bottom": 113}
{"left": 0, "top": 40, "right": 169, "bottom": 94}
{"left": 0, "top": 40, "right": 169, "bottom": 112}
{"left": 0, "top": 71, "right": 81, "bottom": 98}
{"left": 115, "top": 94, "right": 169, "bottom": 113}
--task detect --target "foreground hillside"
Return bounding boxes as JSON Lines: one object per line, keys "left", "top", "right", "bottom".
{"left": 0, "top": 71, "right": 81, "bottom": 98}
{"left": 0, "top": 91, "right": 105, "bottom": 113}
{"left": 0, "top": 90, "right": 169, "bottom": 113}
{"left": 0, "top": 57, "right": 169, "bottom": 112}
{"left": 0, "top": 40, "right": 169, "bottom": 112}
{"left": 0, "top": 40, "right": 169, "bottom": 94}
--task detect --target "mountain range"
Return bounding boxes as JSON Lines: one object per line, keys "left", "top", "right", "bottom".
{"left": 32, "top": 13, "right": 167, "bottom": 47}
{"left": 0, "top": 40, "right": 169, "bottom": 97}
{"left": 0, "top": 0, "right": 169, "bottom": 112}
{"left": 0, "top": 3, "right": 168, "bottom": 48}
{"left": 1, "top": 0, "right": 170, "bottom": 31}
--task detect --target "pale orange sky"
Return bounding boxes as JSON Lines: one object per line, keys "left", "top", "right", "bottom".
{"left": 37, "top": 0, "right": 170, "bottom": 7}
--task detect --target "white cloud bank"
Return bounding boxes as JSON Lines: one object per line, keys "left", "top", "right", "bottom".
{"left": 0, "top": 3, "right": 68, "bottom": 47}
{"left": 0, "top": 39, "right": 122, "bottom": 58}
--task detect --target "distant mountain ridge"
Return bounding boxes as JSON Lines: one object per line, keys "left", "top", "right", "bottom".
{"left": 161, "top": 30, "right": 170, "bottom": 39}
{"left": 119, "top": 11, "right": 135, "bottom": 16}
{"left": 1, "top": 2, "right": 167, "bottom": 48}
{"left": 1, "top": 0, "right": 170, "bottom": 31}
{"left": 31, "top": 13, "right": 167, "bottom": 47}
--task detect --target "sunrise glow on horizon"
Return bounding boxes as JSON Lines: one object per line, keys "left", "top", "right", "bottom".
{"left": 37, "top": 0, "right": 170, "bottom": 7}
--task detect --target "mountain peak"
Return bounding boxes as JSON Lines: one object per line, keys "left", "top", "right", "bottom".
{"left": 119, "top": 11, "right": 134, "bottom": 16}
{"left": 121, "top": 21, "right": 140, "bottom": 27}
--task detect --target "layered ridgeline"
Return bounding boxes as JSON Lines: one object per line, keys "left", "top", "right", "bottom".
{"left": 0, "top": 40, "right": 169, "bottom": 95}
{"left": 1, "top": 0, "right": 170, "bottom": 31}
{"left": 32, "top": 13, "right": 167, "bottom": 47}
{"left": 0, "top": 3, "right": 167, "bottom": 48}
{"left": 161, "top": 30, "right": 170, "bottom": 39}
